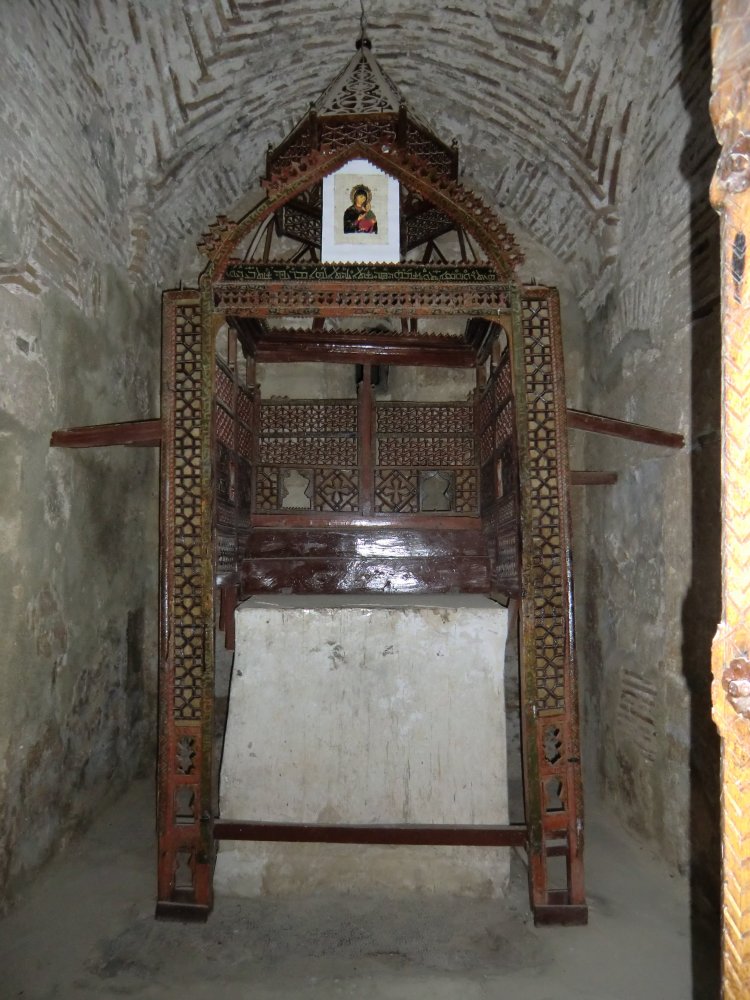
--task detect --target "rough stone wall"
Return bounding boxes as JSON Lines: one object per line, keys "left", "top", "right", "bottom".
{"left": 0, "top": 4, "right": 160, "bottom": 902}
{"left": 573, "top": 0, "right": 720, "bottom": 924}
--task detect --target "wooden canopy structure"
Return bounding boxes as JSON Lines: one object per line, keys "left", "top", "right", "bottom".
{"left": 154, "top": 39, "right": 588, "bottom": 925}
{"left": 51, "top": 38, "right": 683, "bottom": 931}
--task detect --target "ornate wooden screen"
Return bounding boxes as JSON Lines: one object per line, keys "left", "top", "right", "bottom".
{"left": 157, "top": 290, "right": 214, "bottom": 917}
{"left": 515, "top": 288, "right": 585, "bottom": 920}
{"left": 157, "top": 282, "right": 585, "bottom": 926}
{"left": 256, "top": 400, "right": 360, "bottom": 513}
{"left": 254, "top": 396, "right": 479, "bottom": 517}
{"left": 374, "top": 402, "right": 478, "bottom": 515}
{"left": 214, "top": 334, "right": 254, "bottom": 581}
{"left": 479, "top": 346, "right": 520, "bottom": 593}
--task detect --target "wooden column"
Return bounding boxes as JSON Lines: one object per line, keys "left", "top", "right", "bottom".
{"left": 710, "top": 5, "right": 750, "bottom": 995}
{"left": 514, "top": 287, "right": 587, "bottom": 924}
{"left": 156, "top": 290, "right": 214, "bottom": 920}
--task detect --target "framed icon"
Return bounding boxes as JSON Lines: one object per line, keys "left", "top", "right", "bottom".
{"left": 321, "top": 157, "right": 400, "bottom": 263}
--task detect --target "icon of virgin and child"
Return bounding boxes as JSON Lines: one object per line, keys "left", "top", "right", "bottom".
{"left": 343, "top": 184, "right": 378, "bottom": 234}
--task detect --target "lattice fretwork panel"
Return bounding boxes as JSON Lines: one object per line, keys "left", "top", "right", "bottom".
{"left": 261, "top": 401, "right": 357, "bottom": 434}
{"left": 406, "top": 122, "right": 455, "bottom": 176}
{"left": 214, "top": 355, "right": 255, "bottom": 578}
{"left": 321, "top": 120, "right": 398, "bottom": 151}
{"left": 479, "top": 346, "right": 519, "bottom": 592}
{"left": 260, "top": 435, "right": 358, "bottom": 466}
{"left": 374, "top": 469, "right": 419, "bottom": 513}
{"left": 215, "top": 365, "right": 233, "bottom": 409}
{"left": 257, "top": 401, "right": 359, "bottom": 512}
{"left": 376, "top": 403, "right": 473, "bottom": 435}
{"left": 256, "top": 399, "right": 478, "bottom": 516}
{"left": 377, "top": 435, "right": 474, "bottom": 467}
{"left": 521, "top": 298, "right": 566, "bottom": 715}
{"left": 256, "top": 466, "right": 359, "bottom": 512}
{"left": 374, "top": 401, "right": 478, "bottom": 516}
{"left": 172, "top": 303, "right": 205, "bottom": 722}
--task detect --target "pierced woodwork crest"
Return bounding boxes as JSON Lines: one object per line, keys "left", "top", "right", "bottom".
{"left": 315, "top": 46, "right": 402, "bottom": 116}
{"left": 198, "top": 215, "right": 238, "bottom": 260}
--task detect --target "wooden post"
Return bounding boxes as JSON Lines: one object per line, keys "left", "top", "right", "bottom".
{"left": 710, "top": 4, "right": 750, "bottom": 995}
{"left": 514, "top": 287, "right": 587, "bottom": 925}
{"left": 359, "top": 363, "right": 374, "bottom": 516}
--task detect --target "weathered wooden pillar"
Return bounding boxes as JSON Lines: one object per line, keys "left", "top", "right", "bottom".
{"left": 710, "top": 3, "right": 750, "bottom": 995}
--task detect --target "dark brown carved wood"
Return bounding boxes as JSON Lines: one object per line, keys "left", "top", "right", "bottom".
{"left": 157, "top": 290, "right": 213, "bottom": 921}
{"left": 214, "top": 339, "right": 254, "bottom": 587}
{"left": 50, "top": 418, "right": 162, "bottom": 448}
{"left": 478, "top": 344, "right": 520, "bottom": 595}
{"left": 250, "top": 513, "right": 482, "bottom": 529}
{"left": 156, "top": 103, "right": 587, "bottom": 927}
{"left": 232, "top": 320, "right": 477, "bottom": 367}
{"left": 570, "top": 470, "right": 618, "bottom": 485}
{"left": 245, "top": 527, "right": 488, "bottom": 558}
{"left": 515, "top": 289, "right": 586, "bottom": 923}
{"left": 242, "top": 556, "right": 490, "bottom": 595}
{"left": 254, "top": 396, "right": 480, "bottom": 519}
{"left": 214, "top": 821, "right": 527, "bottom": 847}
{"left": 566, "top": 408, "right": 684, "bottom": 448}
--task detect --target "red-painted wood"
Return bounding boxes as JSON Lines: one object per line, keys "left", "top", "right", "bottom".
{"left": 213, "top": 820, "right": 527, "bottom": 846}
{"left": 244, "top": 527, "right": 489, "bottom": 559}
{"left": 250, "top": 513, "right": 483, "bottom": 530}
{"left": 50, "top": 418, "right": 162, "bottom": 448}
{"left": 566, "top": 408, "right": 684, "bottom": 449}
{"left": 570, "top": 470, "right": 618, "bottom": 485}
{"left": 241, "top": 556, "right": 490, "bottom": 595}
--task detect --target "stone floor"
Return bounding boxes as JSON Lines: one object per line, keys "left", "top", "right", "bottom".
{"left": 1, "top": 777, "right": 694, "bottom": 999}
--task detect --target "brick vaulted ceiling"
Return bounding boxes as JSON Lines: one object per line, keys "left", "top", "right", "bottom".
{"left": 4, "top": 0, "right": 686, "bottom": 310}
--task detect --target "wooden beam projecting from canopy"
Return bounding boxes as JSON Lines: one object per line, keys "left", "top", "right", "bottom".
{"left": 566, "top": 409, "right": 684, "bottom": 449}
{"left": 50, "top": 419, "right": 162, "bottom": 448}
{"left": 570, "top": 471, "right": 618, "bottom": 486}
{"left": 232, "top": 323, "right": 476, "bottom": 367}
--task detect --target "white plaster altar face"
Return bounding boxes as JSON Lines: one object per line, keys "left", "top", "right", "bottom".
{"left": 216, "top": 594, "right": 510, "bottom": 897}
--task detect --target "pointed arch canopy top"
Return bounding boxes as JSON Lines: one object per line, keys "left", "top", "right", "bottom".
{"left": 199, "top": 142, "right": 524, "bottom": 284}
{"left": 197, "top": 41, "right": 524, "bottom": 287}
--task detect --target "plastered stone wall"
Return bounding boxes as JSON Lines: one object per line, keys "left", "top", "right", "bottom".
{"left": 0, "top": 6, "right": 160, "bottom": 902}
{"left": 572, "top": 0, "right": 720, "bottom": 920}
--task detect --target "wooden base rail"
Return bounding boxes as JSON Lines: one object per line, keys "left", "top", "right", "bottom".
{"left": 213, "top": 820, "right": 528, "bottom": 847}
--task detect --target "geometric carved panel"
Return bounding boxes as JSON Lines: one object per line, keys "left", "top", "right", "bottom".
{"left": 377, "top": 435, "right": 474, "bottom": 466}
{"left": 522, "top": 297, "right": 566, "bottom": 715}
{"left": 173, "top": 303, "right": 205, "bottom": 722}
{"left": 374, "top": 469, "right": 419, "bottom": 513}
{"left": 376, "top": 403, "right": 474, "bottom": 434}
{"left": 256, "top": 466, "right": 360, "bottom": 513}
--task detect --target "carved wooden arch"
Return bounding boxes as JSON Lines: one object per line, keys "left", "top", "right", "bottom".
{"left": 197, "top": 140, "right": 524, "bottom": 279}
{"left": 157, "top": 135, "right": 585, "bottom": 926}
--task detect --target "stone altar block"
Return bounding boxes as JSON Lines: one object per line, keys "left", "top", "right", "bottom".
{"left": 215, "top": 594, "right": 510, "bottom": 896}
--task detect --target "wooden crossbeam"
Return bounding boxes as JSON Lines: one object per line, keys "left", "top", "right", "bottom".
{"left": 213, "top": 820, "right": 528, "bottom": 847}
{"left": 566, "top": 408, "right": 684, "bottom": 449}
{"left": 50, "top": 418, "right": 162, "bottom": 448}
{"left": 570, "top": 470, "right": 618, "bottom": 486}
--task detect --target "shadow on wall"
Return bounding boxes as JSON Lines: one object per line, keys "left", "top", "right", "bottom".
{"left": 679, "top": 1, "right": 722, "bottom": 997}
